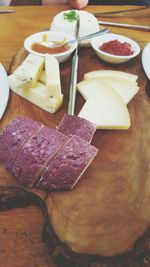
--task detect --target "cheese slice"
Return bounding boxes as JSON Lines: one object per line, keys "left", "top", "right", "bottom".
{"left": 77, "top": 80, "right": 112, "bottom": 101}
{"left": 98, "top": 77, "right": 139, "bottom": 104}
{"left": 78, "top": 85, "right": 131, "bottom": 130}
{"left": 9, "top": 74, "right": 63, "bottom": 114}
{"left": 39, "top": 70, "right": 46, "bottom": 85}
{"left": 14, "top": 53, "right": 44, "bottom": 89}
{"left": 45, "top": 54, "right": 62, "bottom": 98}
{"left": 84, "top": 70, "right": 138, "bottom": 82}
{"left": 77, "top": 77, "right": 139, "bottom": 104}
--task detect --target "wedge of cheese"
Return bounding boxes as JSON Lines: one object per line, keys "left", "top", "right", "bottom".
{"left": 77, "top": 77, "right": 139, "bottom": 104}
{"left": 14, "top": 53, "right": 44, "bottom": 89}
{"left": 45, "top": 54, "right": 62, "bottom": 98}
{"left": 9, "top": 74, "right": 63, "bottom": 114}
{"left": 84, "top": 70, "right": 138, "bottom": 82}
{"left": 98, "top": 77, "right": 139, "bottom": 104}
{"left": 78, "top": 85, "right": 131, "bottom": 130}
{"left": 77, "top": 80, "right": 112, "bottom": 101}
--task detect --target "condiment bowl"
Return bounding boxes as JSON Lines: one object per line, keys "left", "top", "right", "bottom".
{"left": 24, "top": 31, "right": 77, "bottom": 63}
{"left": 90, "top": 33, "right": 140, "bottom": 64}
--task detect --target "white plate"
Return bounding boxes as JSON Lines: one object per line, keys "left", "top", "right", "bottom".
{"left": 142, "top": 42, "right": 150, "bottom": 80}
{"left": 0, "top": 64, "right": 9, "bottom": 120}
{"left": 24, "top": 31, "right": 77, "bottom": 63}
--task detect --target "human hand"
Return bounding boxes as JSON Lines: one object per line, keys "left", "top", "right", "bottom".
{"left": 68, "top": 0, "right": 89, "bottom": 9}
{"left": 0, "top": 0, "right": 11, "bottom": 5}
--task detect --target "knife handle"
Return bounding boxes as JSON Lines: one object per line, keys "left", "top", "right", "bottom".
{"left": 68, "top": 53, "right": 79, "bottom": 115}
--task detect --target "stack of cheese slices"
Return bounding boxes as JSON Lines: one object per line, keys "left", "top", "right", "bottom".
{"left": 77, "top": 70, "right": 139, "bottom": 130}
{"left": 9, "top": 53, "right": 63, "bottom": 113}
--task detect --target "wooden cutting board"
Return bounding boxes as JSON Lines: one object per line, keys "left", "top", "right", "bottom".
{"left": 0, "top": 46, "right": 150, "bottom": 267}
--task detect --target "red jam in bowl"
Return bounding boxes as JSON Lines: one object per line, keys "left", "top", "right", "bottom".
{"left": 99, "top": 40, "right": 134, "bottom": 56}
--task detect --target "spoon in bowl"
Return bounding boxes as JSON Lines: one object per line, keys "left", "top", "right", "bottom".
{"left": 41, "top": 28, "right": 109, "bottom": 48}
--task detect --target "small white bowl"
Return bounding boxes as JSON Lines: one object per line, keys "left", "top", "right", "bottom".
{"left": 24, "top": 31, "right": 77, "bottom": 63}
{"left": 90, "top": 33, "right": 140, "bottom": 64}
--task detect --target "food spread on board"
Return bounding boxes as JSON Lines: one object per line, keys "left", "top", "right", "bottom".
{"left": 0, "top": 8, "right": 150, "bottom": 266}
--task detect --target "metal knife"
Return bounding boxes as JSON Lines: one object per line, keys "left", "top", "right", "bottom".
{"left": 98, "top": 20, "right": 150, "bottom": 32}
{"left": 0, "top": 10, "right": 15, "bottom": 13}
{"left": 0, "top": 64, "right": 9, "bottom": 120}
{"left": 68, "top": 17, "right": 80, "bottom": 115}
{"left": 94, "top": 6, "right": 149, "bottom": 17}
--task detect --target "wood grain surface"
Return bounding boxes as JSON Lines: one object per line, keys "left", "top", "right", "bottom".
{"left": 0, "top": 5, "right": 150, "bottom": 267}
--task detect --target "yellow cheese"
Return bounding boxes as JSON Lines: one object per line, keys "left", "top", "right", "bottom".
{"left": 77, "top": 77, "right": 139, "bottom": 104}
{"left": 84, "top": 70, "right": 138, "bottom": 82}
{"left": 77, "top": 80, "right": 112, "bottom": 100}
{"left": 14, "top": 53, "right": 44, "bottom": 89}
{"left": 45, "top": 54, "right": 62, "bottom": 98}
{"left": 39, "top": 70, "right": 46, "bottom": 85}
{"left": 8, "top": 74, "right": 32, "bottom": 90}
{"left": 98, "top": 77, "right": 139, "bottom": 104}
{"left": 9, "top": 75, "right": 63, "bottom": 114}
{"left": 78, "top": 85, "right": 131, "bottom": 130}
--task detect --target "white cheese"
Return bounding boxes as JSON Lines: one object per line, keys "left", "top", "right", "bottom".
{"left": 9, "top": 75, "right": 63, "bottom": 113}
{"left": 50, "top": 10, "right": 100, "bottom": 46}
{"left": 14, "top": 53, "right": 44, "bottom": 89}
{"left": 78, "top": 85, "right": 131, "bottom": 130}
{"left": 45, "top": 54, "right": 62, "bottom": 98}
{"left": 77, "top": 77, "right": 139, "bottom": 104}
{"left": 8, "top": 74, "right": 33, "bottom": 90}
{"left": 84, "top": 70, "right": 138, "bottom": 82}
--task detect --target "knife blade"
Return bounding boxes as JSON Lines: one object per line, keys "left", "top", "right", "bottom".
{"left": 0, "top": 10, "right": 15, "bottom": 13}
{"left": 142, "top": 42, "right": 150, "bottom": 80}
{"left": 0, "top": 64, "right": 9, "bottom": 120}
{"left": 68, "top": 17, "right": 80, "bottom": 115}
{"left": 94, "top": 6, "right": 149, "bottom": 17}
{"left": 98, "top": 20, "right": 150, "bottom": 31}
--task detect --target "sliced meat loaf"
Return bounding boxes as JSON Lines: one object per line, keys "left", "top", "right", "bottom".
{"left": 0, "top": 116, "right": 43, "bottom": 171}
{"left": 37, "top": 135, "right": 98, "bottom": 191}
{"left": 11, "top": 127, "right": 68, "bottom": 188}
{"left": 57, "top": 114, "right": 96, "bottom": 143}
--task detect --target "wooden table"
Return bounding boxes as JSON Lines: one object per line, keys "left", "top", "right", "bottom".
{"left": 0, "top": 5, "right": 150, "bottom": 267}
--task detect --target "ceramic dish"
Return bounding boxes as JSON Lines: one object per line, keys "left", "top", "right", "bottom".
{"left": 90, "top": 33, "right": 140, "bottom": 64}
{"left": 24, "top": 31, "right": 77, "bottom": 63}
{"left": 0, "top": 64, "right": 9, "bottom": 119}
{"left": 142, "top": 42, "right": 150, "bottom": 80}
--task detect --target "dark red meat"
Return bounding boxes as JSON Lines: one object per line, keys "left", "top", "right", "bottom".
{"left": 11, "top": 127, "right": 68, "bottom": 188}
{"left": 57, "top": 114, "right": 96, "bottom": 143}
{"left": 37, "top": 135, "right": 98, "bottom": 191}
{"left": 0, "top": 116, "right": 43, "bottom": 171}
